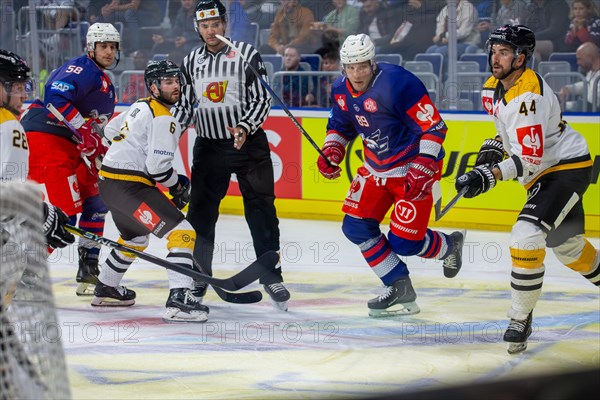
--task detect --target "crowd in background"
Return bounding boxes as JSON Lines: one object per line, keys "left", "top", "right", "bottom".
{"left": 5, "top": 0, "right": 600, "bottom": 111}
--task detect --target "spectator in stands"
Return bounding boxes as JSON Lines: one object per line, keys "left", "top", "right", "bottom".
{"left": 304, "top": 50, "right": 340, "bottom": 107}
{"left": 97, "top": 0, "right": 162, "bottom": 54}
{"left": 525, "top": 0, "right": 570, "bottom": 61}
{"left": 151, "top": 0, "right": 200, "bottom": 56}
{"left": 559, "top": 42, "right": 600, "bottom": 110}
{"left": 313, "top": 28, "right": 341, "bottom": 57}
{"left": 273, "top": 46, "right": 312, "bottom": 106}
{"left": 377, "top": 0, "right": 439, "bottom": 61}
{"left": 564, "top": 0, "right": 600, "bottom": 52}
{"left": 426, "top": 0, "right": 480, "bottom": 74}
{"left": 311, "top": 0, "right": 360, "bottom": 45}
{"left": 357, "top": 0, "right": 399, "bottom": 49}
{"left": 478, "top": 0, "right": 528, "bottom": 44}
{"left": 228, "top": 0, "right": 257, "bottom": 44}
{"left": 262, "top": 0, "right": 318, "bottom": 55}
{"left": 121, "top": 49, "right": 150, "bottom": 103}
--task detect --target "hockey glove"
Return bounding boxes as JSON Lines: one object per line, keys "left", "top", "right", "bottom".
{"left": 77, "top": 120, "right": 108, "bottom": 160}
{"left": 42, "top": 202, "right": 75, "bottom": 249}
{"left": 405, "top": 155, "right": 439, "bottom": 201}
{"left": 455, "top": 164, "right": 496, "bottom": 198}
{"left": 170, "top": 174, "right": 191, "bottom": 210}
{"left": 475, "top": 138, "right": 505, "bottom": 166}
{"left": 317, "top": 142, "right": 345, "bottom": 179}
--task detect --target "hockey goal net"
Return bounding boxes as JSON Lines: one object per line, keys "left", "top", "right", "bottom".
{"left": 0, "top": 182, "right": 71, "bottom": 399}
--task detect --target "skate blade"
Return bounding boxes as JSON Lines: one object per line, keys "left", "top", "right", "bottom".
{"left": 76, "top": 283, "right": 95, "bottom": 296}
{"left": 162, "top": 308, "right": 208, "bottom": 323}
{"left": 369, "top": 302, "right": 420, "bottom": 318}
{"left": 91, "top": 297, "right": 135, "bottom": 307}
{"left": 270, "top": 299, "right": 288, "bottom": 312}
{"left": 507, "top": 341, "right": 528, "bottom": 354}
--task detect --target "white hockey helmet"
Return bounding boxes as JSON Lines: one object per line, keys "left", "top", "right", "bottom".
{"left": 86, "top": 23, "right": 120, "bottom": 52}
{"left": 340, "top": 34, "right": 375, "bottom": 65}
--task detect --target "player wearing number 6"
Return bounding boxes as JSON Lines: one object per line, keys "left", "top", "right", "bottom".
{"left": 455, "top": 25, "right": 598, "bottom": 354}
{"left": 317, "top": 34, "right": 465, "bottom": 318}
{"left": 93, "top": 59, "right": 209, "bottom": 323}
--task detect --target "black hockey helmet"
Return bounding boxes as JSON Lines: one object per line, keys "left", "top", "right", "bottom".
{"left": 144, "top": 59, "right": 184, "bottom": 105}
{"left": 486, "top": 25, "right": 536, "bottom": 68}
{"left": 0, "top": 49, "right": 31, "bottom": 84}
{"left": 194, "top": 0, "right": 227, "bottom": 23}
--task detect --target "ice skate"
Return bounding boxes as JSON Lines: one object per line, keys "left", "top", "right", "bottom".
{"left": 190, "top": 280, "right": 209, "bottom": 304}
{"left": 263, "top": 283, "right": 290, "bottom": 312}
{"left": 504, "top": 312, "right": 533, "bottom": 354}
{"left": 443, "top": 230, "right": 466, "bottom": 278}
{"left": 163, "top": 288, "right": 209, "bottom": 323}
{"left": 368, "top": 277, "right": 420, "bottom": 317}
{"left": 76, "top": 247, "right": 100, "bottom": 296}
{"left": 91, "top": 282, "right": 136, "bottom": 307}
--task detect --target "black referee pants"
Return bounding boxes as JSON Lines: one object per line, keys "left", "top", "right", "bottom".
{"left": 187, "top": 129, "right": 282, "bottom": 284}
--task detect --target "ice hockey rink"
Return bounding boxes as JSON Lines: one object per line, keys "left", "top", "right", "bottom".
{"left": 46, "top": 214, "right": 599, "bottom": 399}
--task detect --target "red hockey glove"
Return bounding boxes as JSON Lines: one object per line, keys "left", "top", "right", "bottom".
{"left": 77, "top": 120, "right": 108, "bottom": 160}
{"left": 404, "top": 155, "right": 439, "bottom": 201}
{"left": 317, "top": 142, "right": 345, "bottom": 179}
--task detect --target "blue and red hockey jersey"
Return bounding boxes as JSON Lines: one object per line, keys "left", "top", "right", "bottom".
{"left": 326, "top": 63, "right": 447, "bottom": 178}
{"left": 21, "top": 54, "right": 116, "bottom": 140}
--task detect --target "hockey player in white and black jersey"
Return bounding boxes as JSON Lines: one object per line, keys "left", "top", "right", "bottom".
{"left": 455, "top": 25, "right": 599, "bottom": 354}
{"left": 172, "top": 0, "right": 290, "bottom": 311}
{"left": 93, "top": 59, "right": 209, "bottom": 323}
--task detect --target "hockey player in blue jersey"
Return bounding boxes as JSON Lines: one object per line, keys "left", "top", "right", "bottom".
{"left": 317, "top": 34, "right": 466, "bottom": 317}
{"left": 22, "top": 23, "right": 120, "bottom": 296}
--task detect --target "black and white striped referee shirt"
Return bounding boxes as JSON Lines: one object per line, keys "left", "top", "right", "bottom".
{"left": 172, "top": 39, "right": 272, "bottom": 140}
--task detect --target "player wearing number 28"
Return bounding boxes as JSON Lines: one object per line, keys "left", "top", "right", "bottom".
{"left": 317, "top": 34, "right": 465, "bottom": 318}
{"left": 455, "top": 25, "right": 599, "bottom": 354}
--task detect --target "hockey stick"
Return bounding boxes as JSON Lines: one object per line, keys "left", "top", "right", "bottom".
{"left": 215, "top": 34, "right": 334, "bottom": 166}
{"left": 65, "top": 225, "right": 278, "bottom": 291}
{"left": 432, "top": 181, "right": 468, "bottom": 221}
{"left": 45, "top": 103, "right": 83, "bottom": 144}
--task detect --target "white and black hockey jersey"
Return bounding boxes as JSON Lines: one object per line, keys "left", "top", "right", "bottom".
{"left": 481, "top": 68, "right": 592, "bottom": 188}
{"left": 171, "top": 39, "right": 272, "bottom": 139}
{"left": 100, "top": 98, "right": 182, "bottom": 189}
{"left": 0, "top": 108, "right": 29, "bottom": 182}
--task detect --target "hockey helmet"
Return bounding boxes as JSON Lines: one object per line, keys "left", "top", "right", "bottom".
{"left": 144, "top": 59, "right": 184, "bottom": 92}
{"left": 0, "top": 49, "right": 31, "bottom": 84}
{"left": 340, "top": 34, "right": 376, "bottom": 66}
{"left": 86, "top": 23, "right": 121, "bottom": 52}
{"left": 194, "top": 0, "right": 227, "bottom": 23}
{"left": 486, "top": 24, "right": 536, "bottom": 66}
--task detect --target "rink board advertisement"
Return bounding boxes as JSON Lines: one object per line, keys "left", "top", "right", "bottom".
{"left": 112, "top": 106, "right": 599, "bottom": 234}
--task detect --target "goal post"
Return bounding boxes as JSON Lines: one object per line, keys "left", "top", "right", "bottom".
{"left": 0, "top": 182, "right": 71, "bottom": 399}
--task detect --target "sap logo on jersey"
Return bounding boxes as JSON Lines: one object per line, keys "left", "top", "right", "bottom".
{"left": 134, "top": 202, "right": 161, "bottom": 230}
{"left": 51, "top": 81, "right": 74, "bottom": 92}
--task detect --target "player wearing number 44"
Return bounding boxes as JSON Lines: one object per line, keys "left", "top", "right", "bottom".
{"left": 317, "top": 34, "right": 465, "bottom": 318}
{"left": 455, "top": 24, "right": 599, "bottom": 355}
{"left": 21, "top": 23, "right": 121, "bottom": 297}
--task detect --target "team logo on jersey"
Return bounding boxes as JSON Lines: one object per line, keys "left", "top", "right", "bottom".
{"left": 50, "top": 81, "right": 74, "bottom": 92}
{"left": 482, "top": 96, "right": 493, "bottom": 115}
{"left": 203, "top": 81, "right": 229, "bottom": 103}
{"left": 363, "top": 98, "right": 377, "bottom": 113}
{"left": 335, "top": 94, "right": 348, "bottom": 111}
{"left": 407, "top": 95, "right": 441, "bottom": 131}
{"left": 134, "top": 202, "right": 160, "bottom": 230}
{"left": 67, "top": 174, "right": 82, "bottom": 206}
{"left": 393, "top": 200, "right": 417, "bottom": 224}
{"left": 100, "top": 76, "right": 109, "bottom": 93}
{"left": 516, "top": 124, "right": 543, "bottom": 160}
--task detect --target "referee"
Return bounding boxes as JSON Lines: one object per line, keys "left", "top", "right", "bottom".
{"left": 172, "top": 0, "right": 290, "bottom": 311}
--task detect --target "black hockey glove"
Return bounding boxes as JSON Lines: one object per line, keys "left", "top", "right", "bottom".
{"left": 475, "top": 138, "right": 505, "bottom": 166}
{"left": 170, "top": 174, "right": 191, "bottom": 210}
{"left": 42, "top": 203, "right": 75, "bottom": 249}
{"left": 455, "top": 165, "right": 496, "bottom": 198}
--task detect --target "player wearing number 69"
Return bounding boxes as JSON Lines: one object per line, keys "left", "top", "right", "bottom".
{"left": 317, "top": 34, "right": 465, "bottom": 318}
{"left": 455, "top": 25, "right": 598, "bottom": 354}
{"left": 94, "top": 59, "right": 208, "bottom": 323}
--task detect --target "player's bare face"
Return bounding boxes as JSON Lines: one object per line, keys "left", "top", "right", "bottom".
{"left": 92, "top": 42, "right": 118, "bottom": 68}
{"left": 199, "top": 18, "right": 226, "bottom": 52}
{"left": 490, "top": 43, "right": 521, "bottom": 80}
{"left": 345, "top": 61, "right": 374, "bottom": 92}
{"left": 1, "top": 82, "right": 28, "bottom": 116}
{"left": 159, "top": 77, "right": 181, "bottom": 103}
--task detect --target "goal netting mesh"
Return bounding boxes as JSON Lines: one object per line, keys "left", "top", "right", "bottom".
{"left": 0, "top": 182, "right": 71, "bottom": 399}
